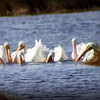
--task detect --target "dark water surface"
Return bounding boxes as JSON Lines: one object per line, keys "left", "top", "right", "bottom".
{"left": 0, "top": 11, "right": 100, "bottom": 100}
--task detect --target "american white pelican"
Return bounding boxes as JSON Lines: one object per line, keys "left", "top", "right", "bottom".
{"left": 75, "top": 42, "right": 100, "bottom": 65}
{"left": 71, "top": 38, "right": 87, "bottom": 60}
{"left": 46, "top": 45, "right": 67, "bottom": 62}
{"left": 24, "top": 39, "right": 46, "bottom": 63}
{"left": 0, "top": 42, "right": 12, "bottom": 64}
{"left": 12, "top": 41, "right": 26, "bottom": 63}
{"left": 13, "top": 39, "right": 48, "bottom": 64}
{"left": 0, "top": 45, "right": 6, "bottom": 64}
{"left": 4, "top": 42, "right": 12, "bottom": 63}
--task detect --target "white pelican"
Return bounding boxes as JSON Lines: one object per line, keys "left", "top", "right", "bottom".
{"left": 12, "top": 41, "right": 26, "bottom": 63}
{"left": 75, "top": 42, "right": 100, "bottom": 65}
{"left": 71, "top": 38, "right": 94, "bottom": 62}
{"left": 13, "top": 39, "right": 49, "bottom": 64}
{"left": 24, "top": 39, "right": 46, "bottom": 63}
{"left": 17, "top": 39, "right": 47, "bottom": 64}
{"left": 46, "top": 45, "right": 67, "bottom": 62}
{"left": 0, "top": 42, "right": 12, "bottom": 64}
{"left": 71, "top": 38, "right": 87, "bottom": 60}
{"left": 0, "top": 44, "right": 6, "bottom": 64}
{"left": 4, "top": 42, "right": 12, "bottom": 63}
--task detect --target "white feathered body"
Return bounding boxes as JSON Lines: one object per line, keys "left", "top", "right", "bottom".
{"left": 72, "top": 42, "right": 94, "bottom": 62}
{"left": 25, "top": 40, "right": 48, "bottom": 63}
{"left": 0, "top": 45, "right": 6, "bottom": 63}
{"left": 54, "top": 45, "right": 67, "bottom": 62}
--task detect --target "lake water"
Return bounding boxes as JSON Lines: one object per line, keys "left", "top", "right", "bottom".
{"left": 0, "top": 11, "right": 100, "bottom": 100}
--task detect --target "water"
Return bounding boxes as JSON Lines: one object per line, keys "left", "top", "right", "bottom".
{"left": 0, "top": 11, "right": 100, "bottom": 100}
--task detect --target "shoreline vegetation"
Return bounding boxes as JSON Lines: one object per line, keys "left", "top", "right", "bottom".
{"left": 0, "top": 0, "right": 100, "bottom": 16}
{"left": 0, "top": 93, "right": 19, "bottom": 100}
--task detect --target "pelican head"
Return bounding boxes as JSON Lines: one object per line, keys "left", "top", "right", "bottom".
{"left": 18, "top": 41, "right": 26, "bottom": 51}
{"left": 18, "top": 51, "right": 24, "bottom": 64}
{"left": 4, "top": 42, "right": 10, "bottom": 49}
{"left": 72, "top": 38, "right": 76, "bottom": 45}
{"left": 4, "top": 42, "right": 12, "bottom": 63}
{"left": 45, "top": 50, "right": 54, "bottom": 63}
{"left": 75, "top": 42, "right": 97, "bottom": 62}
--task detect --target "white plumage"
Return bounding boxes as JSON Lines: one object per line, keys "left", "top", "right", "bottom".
{"left": 25, "top": 39, "right": 46, "bottom": 63}
{"left": 71, "top": 38, "right": 86, "bottom": 60}
{"left": 46, "top": 45, "right": 67, "bottom": 62}
{"left": 54, "top": 45, "right": 67, "bottom": 62}
{"left": 75, "top": 42, "right": 100, "bottom": 65}
{"left": 0, "top": 42, "right": 12, "bottom": 64}
{"left": 0, "top": 45, "right": 6, "bottom": 63}
{"left": 12, "top": 39, "right": 49, "bottom": 64}
{"left": 71, "top": 38, "right": 94, "bottom": 62}
{"left": 11, "top": 41, "right": 26, "bottom": 63}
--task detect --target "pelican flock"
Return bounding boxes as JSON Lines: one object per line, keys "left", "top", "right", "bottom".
{"left": 0, "top": 38, "right": 100, "bottom": 66}
{"left": 0, "top": 41, "right": 26, "bottom": 64}
{"left": 11, "top": 39, "right": 49, "bottom": 64}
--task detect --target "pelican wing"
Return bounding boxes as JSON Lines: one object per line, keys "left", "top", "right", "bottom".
{"left": 54, "top": 45, "right": 67, "bottom": 62}
{"left": 25, "top": 40, "right": 46, "bottom": 63}
{"left": 76, "top": 42, "right": 86, "bottom": 56}
{"left": 0, "top": 45, "right": 6, "bottom": 63}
